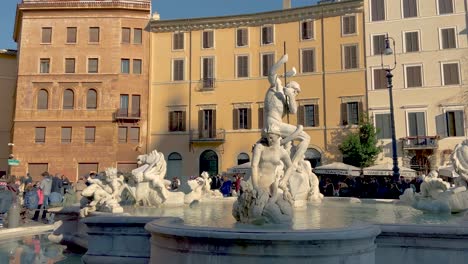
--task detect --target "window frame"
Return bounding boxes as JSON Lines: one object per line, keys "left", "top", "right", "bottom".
{"left": 406, "top": 110, "right": 427, "bottom": 137}
{"left": 236, "top": 54, "right": 249, "bottom": 78}
{"left": 371, "top": 33, "right": 387, "bottom": 56}
{"left": 404, "top": 63, "right": 424, "bottom": 88}
{"left": 133, "top": 59, "right": 142, "bottom": 74}
{"left": 172, "top": 58, "right": 185, "bottom": 81}
{"left": 439, "top": 27, "right": 457, "bottom": 50}
{"left": 202, "top": 30, "right": 215, "bottom": 49}
{"left": 303, "top": 104, "right": 319, "bottom": 127}
{"left": 441, "top": 61, "right": 461, "bottom": 86}
{"left": 300, "top": 20, "right": 315, "bottom": 41}
{"left": 133, "top": 28, "right": 143, "bottom": 44}
{"left": 437, "top": 0, "right": 454, "bottom": 15}
{"left": 129, "top": 127, "right": 140, "bottom": 144}
{"left": 41, "top": 27, "right": 52, "bottom": 44}
{"left": 35, "top": 127, "right": 46, "bottom": 144}
{"left": 66, "top": 27, "right": 77, "bottom": 44}
{"left": 62, "top": 88, "right": 75, "bottom": 110}
{"left": 87, "top": 57, "right": 99, "bottom": 73}
{"left": 370, "top": 0, "right": 386, "bottom": 22}
{"left": 168, "top": 110, "right": 186, "bottom": 132}
{"left": 85, "top": 127, "right": 96, "bottom": 143}
{"left": 342, "top": 44, "right": 359, "bottom": 70}
{"left": 201, "top": 56, "right": 215, "bottom": 89}
{"left": 403, "top": 30, "right": 420, "bottom": 53}
{"left": 235, "top": 28, "right": 249, "bottom": 47}
{"left": 300, "top": 48, "right": 316, "bottom": 73}
{"left": 61, "top": 127, "right": 72, "bottom": 144}
{"left": 401, "top": 0, "right": 419, "bottom": 18}
{"left": 121, "top": 58, "right": 130, "bottom": 74}
{"left": 261, "top": 52, "right": 275, "bottom": 77}
{"left": 373, "top": 112, "right": 392, "bottom": 139}
{"left": 65, "top": 58, "right": 76, "bottom": 74}
{"left": 118, "top": 126, "right": 128, "bottom": 143}
{"left": 37, "top": 89, "right": 49, "bottom": 110}
{"left": 172, "top": 32, "right": 185, "bottom": 51}
{"left": 39, "top": 58, "right": 50, "bottom": 74}
{"left": 341, "top": 15, "right": 357, "bottom": 36}
{"left": 88, "top": 27, "right": 100, "bottom": 43}
{"left": 444, "top": 108, "right": 465, "bottom": 137}
{"left": 86, "top": 89, "right": 98, "bottom": 110}
{"left": 372, "top": 68, "right": 388, "bottom": 90}
{"left": 261, "top": 25, "right": 274, "bottom": 45}
{"left": 121, "top": 27, "right": 131, "bottom": 44}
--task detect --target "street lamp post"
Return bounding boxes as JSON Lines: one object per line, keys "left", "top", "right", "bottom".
{"left": 381, "top": 34, "right": 400, "bottom": 183}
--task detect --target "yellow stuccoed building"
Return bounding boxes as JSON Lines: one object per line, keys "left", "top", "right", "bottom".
{"left": 149, "top": 0, "right": 367, "bottom": 179}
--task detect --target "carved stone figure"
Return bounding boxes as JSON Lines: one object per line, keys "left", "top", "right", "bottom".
{"left": 452, "top": 140, "right": 468, "bottom": 188}
{"left": 289, "top": 149, "right": 323, "bottom": 206}
{"left": 185, "top": 172, "right": 222, "bottom": 204}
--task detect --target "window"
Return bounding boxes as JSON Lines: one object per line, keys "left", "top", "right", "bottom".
{"left": 133, "top": 59, "right": 142, "bottom": 74}
{"left": 343, "top": 44, "right": 358, "bottom": 69}
{"left": 121, "top": 59, "right": 130, "bottom": 74}
{"left": 173, "top": 32, "right": 184, "bottom": 50}
{"left": 119, "top": 94, "right": 129, "bottom": 116}
{"left": 441, "top": 28, "right": 456, "bottom": 49}
{"left": 87, "top": 89, "right": 97, "bottom": 109}
{"left": 258, "top": 107, "right": 264, "bottom": 129}
{"left": 237, "top": 153, "right": 250, "bottom": 165}
{"left": 173, "top": 59, "right": 184, "bottom": 81}
{"left": 202, "top": 57, "right": 214, "bottom": 88}
{"left": 341, "top": 101, "right": 362, "bottom": 125}
{"left": 301, "top": 20, "right": 314, "bottom": 40}
{"left": 442, "top": 63, "right": 460, "bottom": 85}
{"left": 40, "top": 58, "right": 50, "bottom": 73}
{"left": 236, "top": 55, "right": 249, "bottom": 78}
{"left": 122, "top": 27, "right": 130, "bottom": 43}
{"left": 35, "top": 127, "right": 46, "bottom": 143}
{"left": 67, "top": 27, "right": 77, "bottom": 44}
{"left": 301, "top": 49, "right": 315, "bottom": 73}
{"left": 403, "top": 0, "right": 418, "bottom": 18}
{"left": 88, "top": 58, "right": 98, "bottom": 73}
{"left": 169, "top": 111, "right": 186, "bottom": 131}
{"left": 303, "top": 105, "right": 319, "bottom": 127}
{"left": 371, "top": 0, "right": 385, "bottom": 21}
{"left": 262, "top": 53, "right": 274, "bottom": 77}
{"left": 85, "top": 127, "right": 96, "bottom": 143}
{"left": 37, "top": 89, "right": 48, "bottom": 110}
{"left": 61, "top": 127, "right": 72, "bottom": 143}
{"left": 372, "top": 34, "right": 386, "bottom": 55}
{"left": 202, "top": 30, "right": 214, "bottom": 49}
{"left": 375, "top": 113, "right": 391, "bottom": 139}
{"left": 41, "top": 27, "right": 52, "bottom": 43}
{"left": 199, "top": 109, "right": 216, "bottom": 138}
{"left": 131, "top": 95, "right": 140, "bottom": 117}
{"left": 408, "top": 112, "right": 426, "bottom": 136}
{"left": 65, "top": 58, "right": 75, "bottom": 73}
{"left": 233, "top": 108, "right": 251, "bottom": 130}
{"left": 63, "top": 89, "right": 74, "bottom": 110}
{"left": 438, "top": 0, "right": 453, "bottom": 14}
{"left": 261, "top": 25, "right": 273, "bottom": 45}
{"left": 404, "top": 31, "right": 419, "bottom": 52}
{"left": 373, "top": 69, "right": 387, "bottom": 89}
{"left": 167, "top": 152, "right": 182, "bottom": 179}
{"left": 236, "top": 28, "right": 248, "bottom": 47}
{"left": 133, "top": 28, "right": 142, "bottom": 44}
{"left": 89, "top": 27, "right": 100, "bottom": 43}
{"left": 118, "top": 127, "right": 127, "bottom": 143}
{"left": 342, "top": 15, "right": 356, "bottom": 35}
{"left": 129, "top": 127, "right": 140, "bottom": 143}
{"left": 405, "top": 65, "right": 422, "bottom": 87}
{"left": 446, "top": 110, "right": 465, "bottom": 137}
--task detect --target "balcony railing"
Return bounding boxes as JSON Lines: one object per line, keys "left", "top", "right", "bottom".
{"left": 201, "top": 78, "right": 215, "bottom": 89}
{"left": 401, "top": 136, "right": 439, "bottom": 150}
{"left": 114, "top": 108, "right": 141, "bottom": 121}
{"left": 190, "top": 129, "right": 225, "bottom": 143}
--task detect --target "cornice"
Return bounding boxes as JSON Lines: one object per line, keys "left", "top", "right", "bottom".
{"left": 150, "top": 0, "right": 363, "bottom": 33}
{"left": 18, "top": 0, "right": 150, "bottom": 12}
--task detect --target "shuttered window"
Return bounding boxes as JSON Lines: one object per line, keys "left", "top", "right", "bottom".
{"left": 132, "top": 95, "right": 140, "bottom": 117}
{"left": 438, "top": 0, "right": 453, "bottom": 14}
{"left": 233, "top": 108, "right": 251, "bottom": 130}
{"left": 37, "top": 89, "right": 49, "bottom": 110}
{"left": 202, "top": 57, "right": 214, "bottom": 88}
{"left": 118, "top": 127, "right": 127, "bottom": 143}
{"left": 373, "top": 34, "right": 386, "bottom": 55}
{"left": 78, "top": 163, "right": 98, "bottom": 179}
{"left": 237, "top": 55, "right": 249, "bottom": 78}
{"left": 122, "top": 27, "right": 131, "bottom": 43}
{"left": 87, "top": 89, "right": 97, "bottom": 109}
{"left": 406, "top": 65, "right": 422, "bottom": 87}
{"left": 168, "top": 111, "right": 186, "bottom": 131}
{"left": 441, "top": 28, "right": 456, "bottom": 49}
{"left": 88, "top": 58, "right": 98, "bottom": 73}
{"left": 129, "top": 127, "right": 140, "bottom": 143}
{"left": 343, "top": 44, "right": 358, "bottom": 69}
{"left": 133, "top": 59, "right": 142, "bottom": 74}
{"left": 173, "top": 32, "right": 184, "bottom": 50}
{"left": 301, "top": 20, "right": 314, "bottom": 40}
{"left": 371, "top": 0, "right": 385, "bottom": 21}
{"left": 262, "top": 53, "right": 274, "bottom": 76}
{"left": 446, "top": 110, "right": 465, "bottom": 137}
{"left": 42, "top": 27, "right": 52, "bottom": 43}
{"left": 442, "top": 63, "right": 460, "bottom": 85}
{"left": 258, "top": 107, "right": 264, "bottom": 129}
{"left": 85, "top": 127, "right": 96, "bottom": 143}
{"left": 134, "top": 28, "right": 142, "bottom": 44}
{"left": 65, "top": 58, "right": 75, "bottom": 73}
{"left": 202, "top": 30, "right": 214, "bottom": 49}
{"left": 63, "top": 89, "right": 74, "bottom": 109}
{"left": 261, "top": 26, "right": 273, "bottom": 45}
{"left": 403, "top": 0, "right": 418, "bottom": 18}
{"left": 236, "top": 28, "right": 248, "bottom": 47}
{"left": 121, "top": 59, "right": 130, "bottom": 74}
{"left": 40, "top": 58, "right": 50, "bottom": 73}
{"left": 408, "top": 112, "right": 426, "bottom": 136}
{"left": 373, "top": 69, "right": 387, "bottom": 89}
{"left": 342, "top": 15, "right": 356, "bottom": 35}
{"left": 302, "top": 49, "right": 315, "bottom": 73}
{"left": 375, "top": 113, "right": 391, "bottom": 139}
{"left": 61, "top": 127, "right": 72, "bottom": 143}
{"left": 405, "top": 31, "right": 419, "bottom": 52}
{"left": 173, "top": 59, "right": 184, "bottom": 81}
{"left": 67, "top": 27, "right": 77, "bottom": 44}
{"left": 35, "top": 127, "right": 46, "bottom": 143}
{"left": 304, "top": 105, "right": 319, "bottom": 127}
{"left": 28, "top": 163, "right": 48, "bottom": 182}
{"left": 341, "top": 101, "right": 363, "bottom": 125}
{"left": 89, "top": 27, "right": 100, "bottom": 43}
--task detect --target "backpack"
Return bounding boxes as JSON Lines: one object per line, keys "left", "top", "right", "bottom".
{"left": 24, "top": 189, "right": 39, "bottom": 210}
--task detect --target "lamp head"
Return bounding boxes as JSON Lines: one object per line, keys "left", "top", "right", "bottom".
{"left": 383, "top": 37, "right": 393, "bottom": 55}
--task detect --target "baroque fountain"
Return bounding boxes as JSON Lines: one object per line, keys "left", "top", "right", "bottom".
{"left": 52, "top": 55, "right": 468, "bottom": 264}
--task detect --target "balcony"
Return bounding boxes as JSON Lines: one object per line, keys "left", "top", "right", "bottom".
{"left": 190, "top": 129, "right": 225, "bottom": 144}
{"left": 401, "top": 136, "right": 439, "bottom": 150}
{"left": 198, "top": 78, "right": 215, "bottom": 91}
{"left": 114, "top": 108, "right": 141, "bottom": 122}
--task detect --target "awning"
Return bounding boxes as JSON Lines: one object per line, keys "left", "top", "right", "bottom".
{"left": 227, "top": 162, "right": 252, "bottom": 174}
{"left": 313, "top": 162, "right": 361, "bottom": 176}
{"left": 362, "top": 163, "right": 417, "bottom": 178}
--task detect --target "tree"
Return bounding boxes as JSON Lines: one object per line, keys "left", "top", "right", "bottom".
{"left": 339, "top": 116, "right": 382, "bottom": 168}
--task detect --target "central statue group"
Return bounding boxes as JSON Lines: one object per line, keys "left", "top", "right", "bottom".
{"left": 233, "top": 54, "right": 323, "bottom": 225}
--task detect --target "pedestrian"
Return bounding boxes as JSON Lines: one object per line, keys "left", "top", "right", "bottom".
{"left": 25, "top": 173, "right": 33, "bottom": 185}
{"left": 61, "top": 175, "right": 71, "bottom": 195}
{"left": 51, "top": 173, "right": 63, "bottom": 194}
{"left": 0, "top": 180, "right": 13, "bottom": 226}
{"left": 38, "top": 172, "right": 52, "bottom": 221}
{"left": 220, "top": 175, "right": 232, "bottom": 197}
{"left": 324, "top": 178, "right": 334, "bottom": 197}
{"left": 32, "top": 182, "right": 44, "bottom": 221}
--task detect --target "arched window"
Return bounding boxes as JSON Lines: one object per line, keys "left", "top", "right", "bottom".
{"left": 86, "top": 89, "right": 97, "bottom": 109}
{"left": 237, "top": 152, "right": 250, "bottom": 165}
{"left": 167, "top": 152, "right": 183, "bottom": 180}
{"left": 37, "top": 89, "right": 49, "bottom": 110}
{"left": 63, "top": 89, "right": 74, "bottom": 110}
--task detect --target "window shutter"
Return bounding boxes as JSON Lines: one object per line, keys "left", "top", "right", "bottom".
{"left": 439, "top": 0, "right": 454, "bottom": 14}
{"left": 213, "top": 110, "right": 217, "bottom": 132}
{"left": 372, "top": 0, "right": 385, "bottom": 21}
{"left": 247, "top": 108, "right": 252, "bottom": 129}
{"left": 454, "top": 111, "right": 464, "bottom": 136}
{"left": 233, "top": 109, "right": 238, "bottom": 130}
{"left": 198, "top": 110, "right": 203, "bottom": 137}
{"left": 373, "top": 35, "right": 385, "bottom": 55}
{"left": 258, "top": 107, "right": 264, "bottom": 129}
{"left": 236, "top": 29, "right": 242, "bottom": 46}
{"left": 203, "top": 31, "right": 208, "bottom": 48}
{"left": 314, "top": 104, "right": 320, "bottom": 127}
{"left": 297, "top": 105, "right": 305, "bottom": 126}
{"left": 168, "top": 112, "right": 174, "bottom": 131}
{"left": 181, "top": 111, "right": 186, "bottom": 131}
{"left": 341, "top": 103, "right": 348, "bottom": 125}
{"left": 358, "top": 101, "right": 363, "bottom": 121}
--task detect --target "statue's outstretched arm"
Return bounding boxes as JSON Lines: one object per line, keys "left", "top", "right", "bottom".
{"left": 268, "top": 54, "right": 288, "bottom": 87}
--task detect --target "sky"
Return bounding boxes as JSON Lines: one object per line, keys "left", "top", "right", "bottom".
{"left": 0, "top": 0, "right": 319, "bottom": 50}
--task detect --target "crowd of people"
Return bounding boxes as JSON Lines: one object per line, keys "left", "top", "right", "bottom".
{"left": 319, "top": 175, "right": 423, "bottom": 199}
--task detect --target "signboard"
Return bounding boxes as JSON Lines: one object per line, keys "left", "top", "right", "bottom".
{"left": 8, "top": 159, "right": 20, "bottom": 166}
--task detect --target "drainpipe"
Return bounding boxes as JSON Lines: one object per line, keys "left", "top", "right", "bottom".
{"left": 321, "top": 9, "right": 328, "bottom": 151}
{"left": 188, "top": 23, "right": 193, "bottom": 152}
